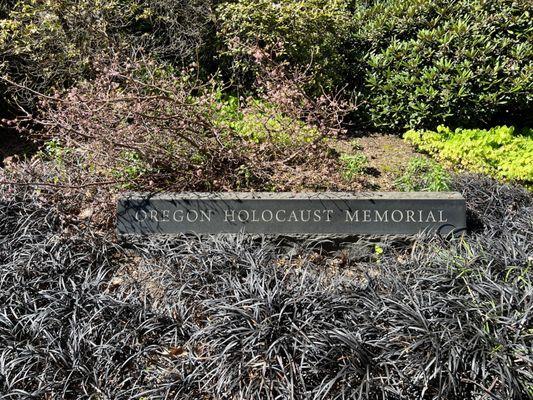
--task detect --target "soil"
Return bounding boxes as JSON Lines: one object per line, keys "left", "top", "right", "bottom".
{"left": 329, "top": 133, "right": 421, "bottom": 191}
{"left": 268, "top": 151, "right": 368, "bottom": 192}
{"left": 267, "top": 133, "right": 422, "bottom": 192}
{"left": 357, "top": 134, "right": 421, "bottom": 190}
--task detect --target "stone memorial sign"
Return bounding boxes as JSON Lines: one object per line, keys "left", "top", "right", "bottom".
{"left": 117, "top": 192, "right": 466, "bottom": 235}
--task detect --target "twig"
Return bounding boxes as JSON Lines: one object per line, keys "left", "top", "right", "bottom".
{"left": 0, "top": 76, "right": 64, "bottom": 102}
{"left": 0, "top": 179, "right": 130, "bottom": 190}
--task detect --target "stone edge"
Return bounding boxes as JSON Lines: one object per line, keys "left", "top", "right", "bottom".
{"left": 118, "top": 191, "right": 465, "bottom": 201}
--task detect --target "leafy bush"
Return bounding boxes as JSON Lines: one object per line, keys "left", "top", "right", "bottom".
{"left": 216, "top": 0, "right": 353, "bottom": 91}
{"left": 0, "top": 0, "right": 215, "bottom": 111}
{"left": 3, "top": 0, "right": 531, "bottom": 131}
{"left": 395, "top": 156, "right": 451, "bottom": 191}
{"left": 356, "top": 0, "right": 533, "bottom": 129}
{"left": 14, "top": 59, "right": 271, "bottom": 192}
{"left": 0, "top": 0, "right": 120, "bottom": 108}
{"left": 405, "top": 126, "right": 533, "bottom": 185}
{"left": 215, "top": 95, "right": 320, "bottom": 145}
{"left": 130, "top": 0, "right": 215, "bottom": 61}
{"left": 216, "top": 0, "right": 532, "bottom": 129}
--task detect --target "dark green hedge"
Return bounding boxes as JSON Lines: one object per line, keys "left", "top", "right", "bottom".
{"left": 356, "top": 0, "right": 533, "bottom": 130}
{"left": 217, "top": 0, "right": 533, "bottom": 130}
{"left": 2, "top": 0, "right": 532, "bottom": 129}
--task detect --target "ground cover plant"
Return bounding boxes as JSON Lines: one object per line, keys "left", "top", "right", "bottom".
{"left": 394, "top": 156, "right": 451, "bottom": 192}
{"left": 405, "top": 126, "right": 533, "bottom": 187}
{"left": 0, "top": 174, "right": 531, "bottom": 399}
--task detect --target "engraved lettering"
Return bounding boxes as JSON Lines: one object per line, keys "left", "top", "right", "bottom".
{"left": 425, "top": 211, "right": 436, "bottom": 223}
{"left": 135, "top": 210, "right": 147, "bottom": 222}
{"left": 200, "top": 210, "right": 212, "bottom": 222}
{"left": 276, "top": 210, "right": 286, "bottom": 222}
{"left": 375, "top": 210, "right": 388, "bottom": 222}
{"left": 119, "top": 194, "right": 466, "bottom": 235}
{"left": 173, "top": 210, "right": 184, "bottom": 222}
{"left": 287, "top": 210, "right": 298, "bottom": 222}
{"left": 224, "top": 209, "right": 235, "bottom": 222}
{"left": 238, "top": 210, "right": 249, "bottom": 222}
{"left": 300, "top": 210, "right": 311, "bottom": 222}
{"left": 262, "top": 209, "right": 273, "bottom": 222}
{"left": 391, "top": 210, "right": 403, "bottom": 222}
{"left": 345, "top": 210, "right": 359, "bottom": 222}
{"left": 186, "top": 210, "right": 199, "bottom": 222}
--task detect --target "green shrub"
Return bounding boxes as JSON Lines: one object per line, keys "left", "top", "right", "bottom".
{"left": 111, "top": 150, "right": 150, "bottom": 188}
{"left": 395, "top": 156, "right": 451, "bottom": 191}
{"left": 215, "top": 95, "right": 320, "bottom": 145}
{"left": 405, "top": 126, "right": 533, "bottom": 185}
{"left": 0, "top": 0, "right": 121, "bottom": 105}
{"left": 217, "top": 0, "right": 532, "bottom": 129}
{"left": 355, "top": 0, "right": 532, "bottom": 130}
{"left": 339, "top": 153, "right": 368, "bottom": 181}
{"left": 216, "top": 0, "right": 353, "bottom": 91}
{"left": 0, "top": 0, "right": 214, "bottom": 110}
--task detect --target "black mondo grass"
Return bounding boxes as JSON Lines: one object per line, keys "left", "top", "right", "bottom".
{"left": 0, "top": 175, "right": 532, "bottom": 399}
{"left": 0, "top": 188, "right": 184, "bottom": 399}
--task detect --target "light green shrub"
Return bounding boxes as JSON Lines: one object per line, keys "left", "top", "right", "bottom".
{"left": 339, "top": 153, "right": 368, "bottom": 181}
{"left": 214, "top": 95, "right": 320, "bottom": 145}
{"left": 404, "top": 126, "right": 533, "bottom": 184}
{"left": 111, "top": 150, "right": 149, "bottom": 186}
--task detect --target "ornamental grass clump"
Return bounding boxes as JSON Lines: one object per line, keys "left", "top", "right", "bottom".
{"left": 109, "top": 176, "right": 533, "bottom": 399}
{"left": 0, "top": 186, "right": 187, "bottom": 398}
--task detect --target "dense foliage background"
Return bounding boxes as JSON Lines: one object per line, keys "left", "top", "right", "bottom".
{"left": 1, "top": 0, "right": 531, "bottom": 128}
{"left": 1, "top": 0, "right": 531, "bottom": 191}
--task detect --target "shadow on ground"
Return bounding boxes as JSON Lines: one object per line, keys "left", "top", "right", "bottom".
{"left": 0, "top": 126, "right": 37, "bottom": 166}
